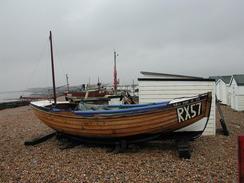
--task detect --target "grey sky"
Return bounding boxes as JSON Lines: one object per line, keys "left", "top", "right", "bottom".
{"left": 0, "top": 0, "right": 243, "bottom": 92}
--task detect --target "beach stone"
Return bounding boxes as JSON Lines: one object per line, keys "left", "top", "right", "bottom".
{"left": 0, "top": 105, "right": 242, "bottom": 182}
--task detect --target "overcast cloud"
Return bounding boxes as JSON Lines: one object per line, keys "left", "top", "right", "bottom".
{"left": 0, "top": 0, "right": 244, "bottom": 92}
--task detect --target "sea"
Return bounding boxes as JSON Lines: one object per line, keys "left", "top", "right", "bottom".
{"left": 0, "top": 91, "right": 32, "bottom": 103}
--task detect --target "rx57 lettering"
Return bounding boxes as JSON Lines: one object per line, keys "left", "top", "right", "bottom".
{"left": 177, "top": 102, "right": 202, "bottom": 123}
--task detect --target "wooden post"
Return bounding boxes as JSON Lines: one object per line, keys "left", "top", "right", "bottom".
{"left": 216, "top": 96, "right": 229, "bottom": 136}
{"left": 49, "top": 31, "right": 57, "bottom": 105}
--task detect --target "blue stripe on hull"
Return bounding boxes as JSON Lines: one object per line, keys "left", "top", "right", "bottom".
{"left": 74, "top": 101, "right": 169, "bottom": 117}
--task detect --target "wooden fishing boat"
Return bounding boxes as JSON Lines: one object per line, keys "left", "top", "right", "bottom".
{"left": 30, "top": 32, "right": 212, "bottom": 144}
{"left": 31, "top": 92, "right": 212, "bottom": 140}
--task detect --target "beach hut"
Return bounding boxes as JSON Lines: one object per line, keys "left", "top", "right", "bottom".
{"left": 138, "top": 71, "right": 216, "bottom": 136}
{"left": 216, "top": 76, "right": 231, "bottom": 105}
{"left": 229, "top": 74, "right": 244, "bottom": 111}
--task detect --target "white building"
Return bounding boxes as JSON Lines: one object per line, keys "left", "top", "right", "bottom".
{"left": 138, "top": 71, "right": 216, "bottom": 136}
{"left": 216, "top": 76, "right": 231, "bottom": 105}
{"left": 229, "top": 74, "right": 244, "bottom": 111}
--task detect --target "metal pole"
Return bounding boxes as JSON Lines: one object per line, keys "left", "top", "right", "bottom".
{"left": 49, "top": 31, "right": 57, "bottom": 105}
{"left": 114, "top": 51, "right": 117, "bottom": 95}
{"left": 66, "top": 74, "right": 69, "bottom": 92}
{"left": 132, "top": 79, "right": 135, "bottom": 96}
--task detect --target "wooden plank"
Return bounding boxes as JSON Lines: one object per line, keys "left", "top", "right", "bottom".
{"left": 24, "top": 132, "right": 56, "bottom": 145}
{"left": 139, "top": 86, "right": 214, "bottom": 91}
{"left": 139, "top": 81, "right": 213, "bottom": 87}
{"left": 39, "top": 111, "right": 177, "bottom": 131}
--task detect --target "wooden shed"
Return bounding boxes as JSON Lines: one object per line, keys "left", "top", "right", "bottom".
{"left": 216, "top": 76, "right": 231, "bottom": 105}
{"left": 138, "top": 71, "right": 216, "bottom": 136}
{"left": 229, "top": 74, "right": 244, "bottom": 111}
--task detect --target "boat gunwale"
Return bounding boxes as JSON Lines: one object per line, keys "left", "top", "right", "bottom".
{"left": 31, "top": 98, "right": 207, "bottom": 120}
{"left": 30, "top": 93, "right": 209, "bottom": 119}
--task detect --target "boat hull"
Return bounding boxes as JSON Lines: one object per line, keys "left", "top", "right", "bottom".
{"left": 31, "top": 93, "right": 212, "bottom": 139}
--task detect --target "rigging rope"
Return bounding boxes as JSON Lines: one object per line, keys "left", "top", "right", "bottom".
{"left": 55, "top": 54, "right": 67, "bottom": 87}
{"left": 20, "top": 39, "right": 49, "bottom": 98}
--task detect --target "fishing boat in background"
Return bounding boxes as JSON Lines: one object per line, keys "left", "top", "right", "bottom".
{"left": 63, "top": 51, "right": 138, "bottom": 104}
{"left": 64, "top": 83, "right": 112, "bottom": 103}
{"left": 64, "top": 88, "right": 110, "bottom": 100}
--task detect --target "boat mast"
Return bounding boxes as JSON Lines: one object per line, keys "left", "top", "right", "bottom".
{"left": 97, "top": 76, "right": 101, "bottom": 90}
{"left": 49, "top": 31, "right": 57, "bottom": 105}
{"left": 113, "top": 51, "right": 118, "bottom": 95}
{"left": 66, "top": 74, "right": 69, "bottom": 92}
{"left": 132, "top": 79, "right": 135, "bottom": 96}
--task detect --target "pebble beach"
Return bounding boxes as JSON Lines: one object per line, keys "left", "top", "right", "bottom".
{"left": 0, "top": 105, "right": 243, "bottom": 182}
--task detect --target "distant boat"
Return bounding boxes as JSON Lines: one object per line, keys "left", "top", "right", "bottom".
{"left": 64, "top": 88, "right": 111, "bottom": 102}
{"left": 20, "top": 95, "right": 49, "bottom": 101}
{"left": 64, "top": 88, "right": 138, "bottom": 106}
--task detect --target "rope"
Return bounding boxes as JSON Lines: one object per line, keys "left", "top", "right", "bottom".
{"left": 20, "top": 40, "right": 49, "bottom": 98}
{"left": 55, "top": 54, "right": 67, "bottom": 87}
